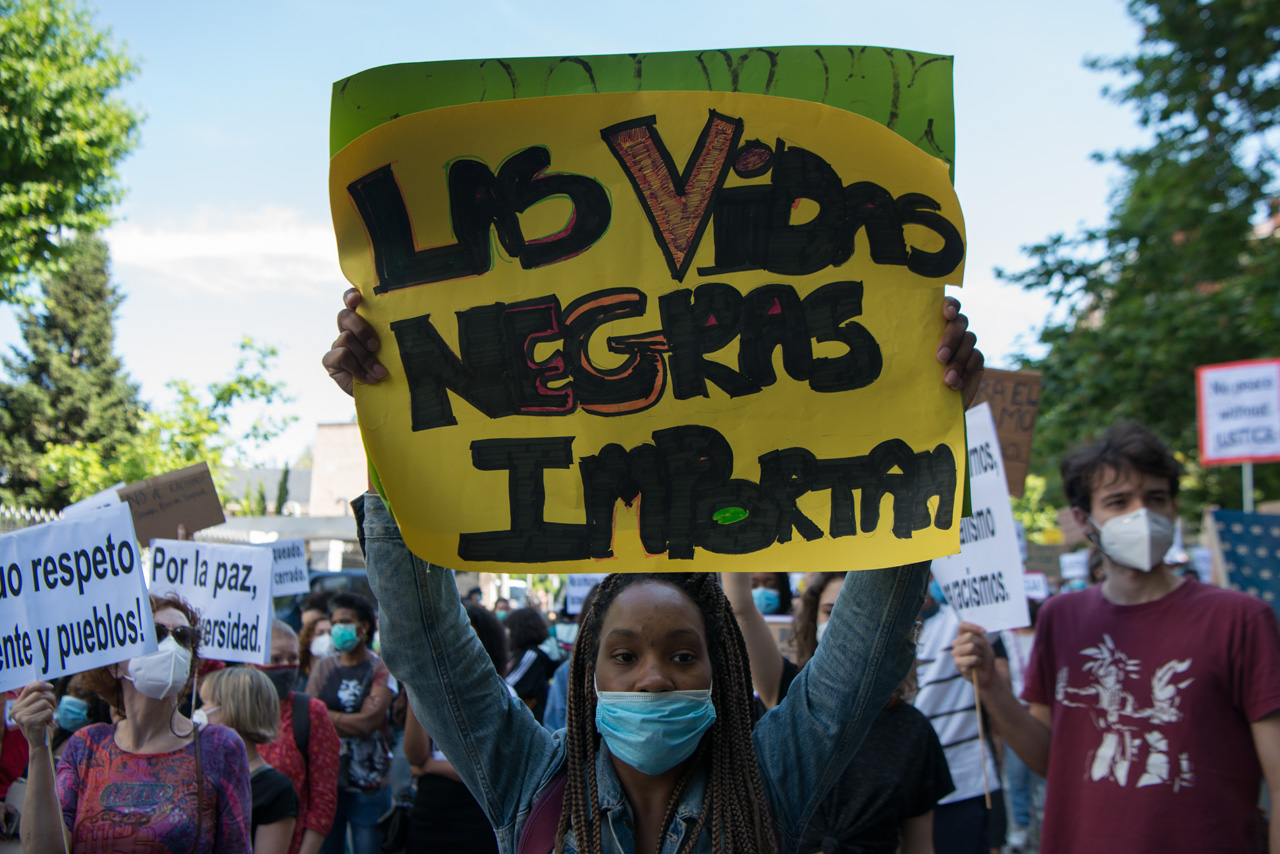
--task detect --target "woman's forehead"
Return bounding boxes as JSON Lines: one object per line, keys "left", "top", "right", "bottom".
{"left": 601, "top": 581, "right": 706, "bottom": 633}
{"left": 155, "top": 606, "right": 190, "bottom": 628}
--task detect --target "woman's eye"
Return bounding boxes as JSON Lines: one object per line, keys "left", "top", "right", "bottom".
{"left": 611, "top": 651, "right": 635, "bottom": 663}
{"left": 672, "top": 652, "right": 696, "bottom": 664}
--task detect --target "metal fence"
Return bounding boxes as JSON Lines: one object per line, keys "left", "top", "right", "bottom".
{"left": 0, "top": 504, "right": 60, "bottom": 536}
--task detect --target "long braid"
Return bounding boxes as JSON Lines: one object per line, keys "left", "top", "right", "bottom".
{"left": 556, "top": 572, "right": 778, "bottom": 854}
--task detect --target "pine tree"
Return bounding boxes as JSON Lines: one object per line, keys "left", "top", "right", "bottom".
{"left": 0, "top": 233, "right": 141, "bottom": 507}
{"left": 275, "top": 462, "right": 290, "bottom": 515}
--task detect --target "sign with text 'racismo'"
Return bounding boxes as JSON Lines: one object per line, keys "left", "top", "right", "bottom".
{"left": 929, "top": 403, "right": 1029, "bottom": 633}
{"left": 330, "top": 47, "right": 967, "bottom": 573}
{"left": 0, "top": 503, "right": 156, "bottom": 694}
{"left": 148, "top": 540, "right": 272, "bottom": 665}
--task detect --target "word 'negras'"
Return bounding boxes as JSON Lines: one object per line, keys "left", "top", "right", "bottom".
{"left": 393, "top": 279, "right": 881, "bottom": 431}
{"left": 457, "top": 425, "right": 956, "bottom": 563}
{"left": 348, "top": 111, "right": 964, "bottom": 293}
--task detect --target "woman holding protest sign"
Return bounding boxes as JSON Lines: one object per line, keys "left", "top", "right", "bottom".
{"left": 306, "top": 592, "right": 393, "bottom": 854}
{"left": 14, "top": 592, "right": 253, "bottom": 853}
{"left": 321, "top": 294, "right": 982, "bottom": 854}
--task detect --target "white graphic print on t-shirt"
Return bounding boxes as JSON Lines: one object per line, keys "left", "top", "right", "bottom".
{"left": 1055, "top": 633, "right": 1195, "bottom": 791}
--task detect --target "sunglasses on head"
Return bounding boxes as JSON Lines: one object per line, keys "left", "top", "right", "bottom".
{"left": 155, "top": 624, "right": 199, "bottom": 649}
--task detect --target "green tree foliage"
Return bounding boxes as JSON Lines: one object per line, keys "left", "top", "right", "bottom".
{"left": 0, "top": 232, "right": 140, "bottom": 507}
{"left": 36, "top": 338, "right": 299, "bottom": 504}
{"left": 1003, "top": 0, "right": 1280, "bottom": 513}
{"left": 275, "top": 462, "right": 290, "bottom": 515}
{"left": 0, "top": 0, "right": 142, "bottom": 303}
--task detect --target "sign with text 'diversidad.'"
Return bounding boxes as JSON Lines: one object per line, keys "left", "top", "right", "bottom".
{"left": 929, "top": 403, "right": 1029, "bottom": 633}
{"left": 148, "top": 540, "right": 272, "bottom": 665}
{"left": 331, "top": 47, "right": 967, "bottom": 574}
{"left": 0, "top": 503, "right": 156, "bottom": 694}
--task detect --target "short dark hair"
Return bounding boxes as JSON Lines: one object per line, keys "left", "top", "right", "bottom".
{"left": 464, "top": 603, "right": 508, "bottom": 672}
{"left": 467, "top": 587, "right": 483, "bottom": 599}
{"left": 1061, "top": 422, "right": 1181, "bottom": 513}
{"left": 301, "top": 590, "right": 333, "bottom": 614}
{"left": 506, "top": 607, "right": 549, "bottom": 651}
{"left": 329, "top": 591, "right": 377, "bottom": 629}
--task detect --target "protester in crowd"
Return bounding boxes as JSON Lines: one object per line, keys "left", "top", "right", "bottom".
{"left": 726, "top": 570, "right": 953, "bottom": 853}
{"left": 493, "top": 597, "right": 511, "bottom": 622}
{"left": 324, "top": 290, "right": 981, "bottom": 854}
{"left": 307, "top": 591, "right": 394, "bottom": 854}
{"left": 202, "top": 667, "right": 300, "bottom": 853}
{"left": 256, "top": 620, "right": 341, "bottom": 854}
{"left": 403, "top": 603, "right": 509, "bottom": 854}
{"left": 0, "top": 688, "right": 29, "bottom": 837}
{"left": 543, "top": 584, "right": 600, "bottom": 732}
{"left": 953, "top": 422, "right": 1280, "bottom": 853}
{"left": 504, "top": 607, "right": 557, "bottom": 725}
{"left": 298, "top": 591, "right": 335, "bottom": 681}
{"left": 48, "top": 673, "right": 113, "bottom": 765}
{"left": 748, "top": 572, "right": 793, "bottom": 616}
{"left": 14, "top": 593, "right": 252, "bottom": 852}
{"left": 915, "top": 578, "right": 1006, "bottom": 854}
{"left": 465, "top": 587, "right": 484, "bottom": 606}
{"left": 997, "top": 599, "right": 1043, "bottom": 851}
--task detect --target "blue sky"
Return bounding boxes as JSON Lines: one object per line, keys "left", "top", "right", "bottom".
{"left": 1, "top": 0, "right": 1148, "bottom": 466}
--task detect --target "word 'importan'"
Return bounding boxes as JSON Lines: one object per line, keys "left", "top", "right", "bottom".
{"left": 457, "top": 425, "right": 956, "bottom": 563}
{"left": 393, "top": 279, "right": 882, "bottom": 431}
{"left": 348, "top": 111, "right": 964, "bottom": 293}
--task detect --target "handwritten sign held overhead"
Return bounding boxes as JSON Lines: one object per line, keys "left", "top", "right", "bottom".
{"left": 118, "top": 463, "right": 225, "bottom": 545}
{"left": 0, "top": 503, "right": 156, "bottom": 694}
{"left": 330, "top": 47, "right": 967, "bottom": 574}
{"left": 974, "top": 369, "right": 1041, "bottom": 497}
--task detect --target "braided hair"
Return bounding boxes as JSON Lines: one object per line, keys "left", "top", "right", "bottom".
{"left": 556, "top": 573, "right": 778, "bottom": 854}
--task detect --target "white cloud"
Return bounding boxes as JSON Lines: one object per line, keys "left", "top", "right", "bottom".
{"left": 105, "top": 206, "right": 342, "bottom": 298}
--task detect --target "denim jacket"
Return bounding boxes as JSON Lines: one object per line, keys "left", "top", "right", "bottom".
{"left": 359, "top": 493, "right": 928, "bottom": 854}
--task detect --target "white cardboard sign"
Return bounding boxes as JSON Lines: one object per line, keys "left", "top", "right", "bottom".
{"left": 1059, "top": 551, "right": 1090, "bottom": 580}
{"left": 148, "top": 540, "right": 272, "bottom": 664}
{"left": 1196, "top": 359, "right": 1280, "bottom": 465}
{"left": 1023, "top": 572, "right": 1050, "bottom": 601}
{"left": 929, "top": 403, "right": 1030, "bottom": 632}
{"left": 0, "top": 503, "right": 156, "bottom": 693}
{"left": 566, "top": 573, "right": 608, "bottom": 616}
{"left": 269, "top": 539, "right": 310, "bottom": 598}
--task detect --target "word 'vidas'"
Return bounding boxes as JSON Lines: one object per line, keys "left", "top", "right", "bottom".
{"left": 346, "top": 111, "right": 965, "bottom": 294}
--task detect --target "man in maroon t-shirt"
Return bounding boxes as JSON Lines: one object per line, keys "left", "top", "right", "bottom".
{"left": 952, "top": 422, "right": 1280, "bottom": 853}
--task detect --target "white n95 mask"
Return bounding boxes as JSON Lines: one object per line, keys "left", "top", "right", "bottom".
{"left": 1091, "top": 508, "right": 1175, "bottom": 572}
{"left": 124, "top": 636, "right": 192, "bottom": 700}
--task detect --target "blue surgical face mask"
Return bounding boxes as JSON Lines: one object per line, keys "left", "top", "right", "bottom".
{"left": 331, "top": 623, "right": 360, "bottom": 654}
{"left": 594, "top": 682, "right": 716, "bottom": 776}
{"left": 752, "top": 587, "right": 781, "bottom": 615}
{"left": 56, "top": 695, "right": 91, "bottom": 733}
{"left": 928, "top": 579, "right": 946, "bottom": 605}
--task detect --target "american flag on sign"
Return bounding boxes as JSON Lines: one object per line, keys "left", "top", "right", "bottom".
{"left": 1214, "top": 509, "right": 1280, "bottom": 618}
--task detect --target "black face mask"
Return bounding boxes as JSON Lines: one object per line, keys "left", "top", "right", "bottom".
{"left": 260, "top": 666, "right": 299, "bottom": 701}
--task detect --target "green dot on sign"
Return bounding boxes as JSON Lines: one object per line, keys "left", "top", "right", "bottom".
{"left": 713, "top": 507, "right": 749, "bottom": 525}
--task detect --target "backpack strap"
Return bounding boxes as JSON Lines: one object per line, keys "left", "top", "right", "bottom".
{"left": 292, "top": 691, "right": 312, "bottom": 770}
{"left": 517, "top": 768, "right": 568, "bottom": 854}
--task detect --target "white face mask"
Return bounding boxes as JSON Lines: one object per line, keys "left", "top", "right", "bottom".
{"left": 1090, "top": 507, "right": 1176, "bottom": 572}
{"left": 310, "top": 633, "right": 334, "bottom": 658}
{"left": 124, "top": 636, "right": 192, "bottom": 700}
{"left": 815, "top": 620, "right": 829, "bottom": 645}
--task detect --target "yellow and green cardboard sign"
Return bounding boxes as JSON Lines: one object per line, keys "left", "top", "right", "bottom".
{"left": 330, "top": 46, "right": 967, "bottom": 573}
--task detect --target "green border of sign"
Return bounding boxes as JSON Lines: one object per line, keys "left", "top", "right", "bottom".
{"left": 330, "top": 45, "right": 956, "bottom": 180}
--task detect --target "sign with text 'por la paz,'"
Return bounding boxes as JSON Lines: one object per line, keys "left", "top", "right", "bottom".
{"left": 0, "top": 503, "right": 156, "bottom": 694}
{"left": 1196, "top": 358, "right": 1280, "bottom": 465}
{"left": 330, "top": 47, "right": 967, "bottom": 573}
{"left": 148, "top": 540, "right": 272, "bottom": 665}
{"left": 929, "top": 403, "right": 1030, "bottom": 633}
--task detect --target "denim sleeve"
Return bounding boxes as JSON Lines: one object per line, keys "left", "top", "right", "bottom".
{"left": 358, "top": 493, "right": 564, "bottom": 845}
{"left": 752, "top": 560, "right": 929, "bottom": 850}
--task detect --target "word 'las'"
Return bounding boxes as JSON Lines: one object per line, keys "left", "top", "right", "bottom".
{"left": 457, "top": 425, "right": 956, "bottom": 563}
{"left": 347, "top": 110, "right": 964, "bottom": 293}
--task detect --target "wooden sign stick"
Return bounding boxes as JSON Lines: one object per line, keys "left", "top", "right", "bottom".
{"left": 972, "top": 673, "right": 993, "bottom": 809}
